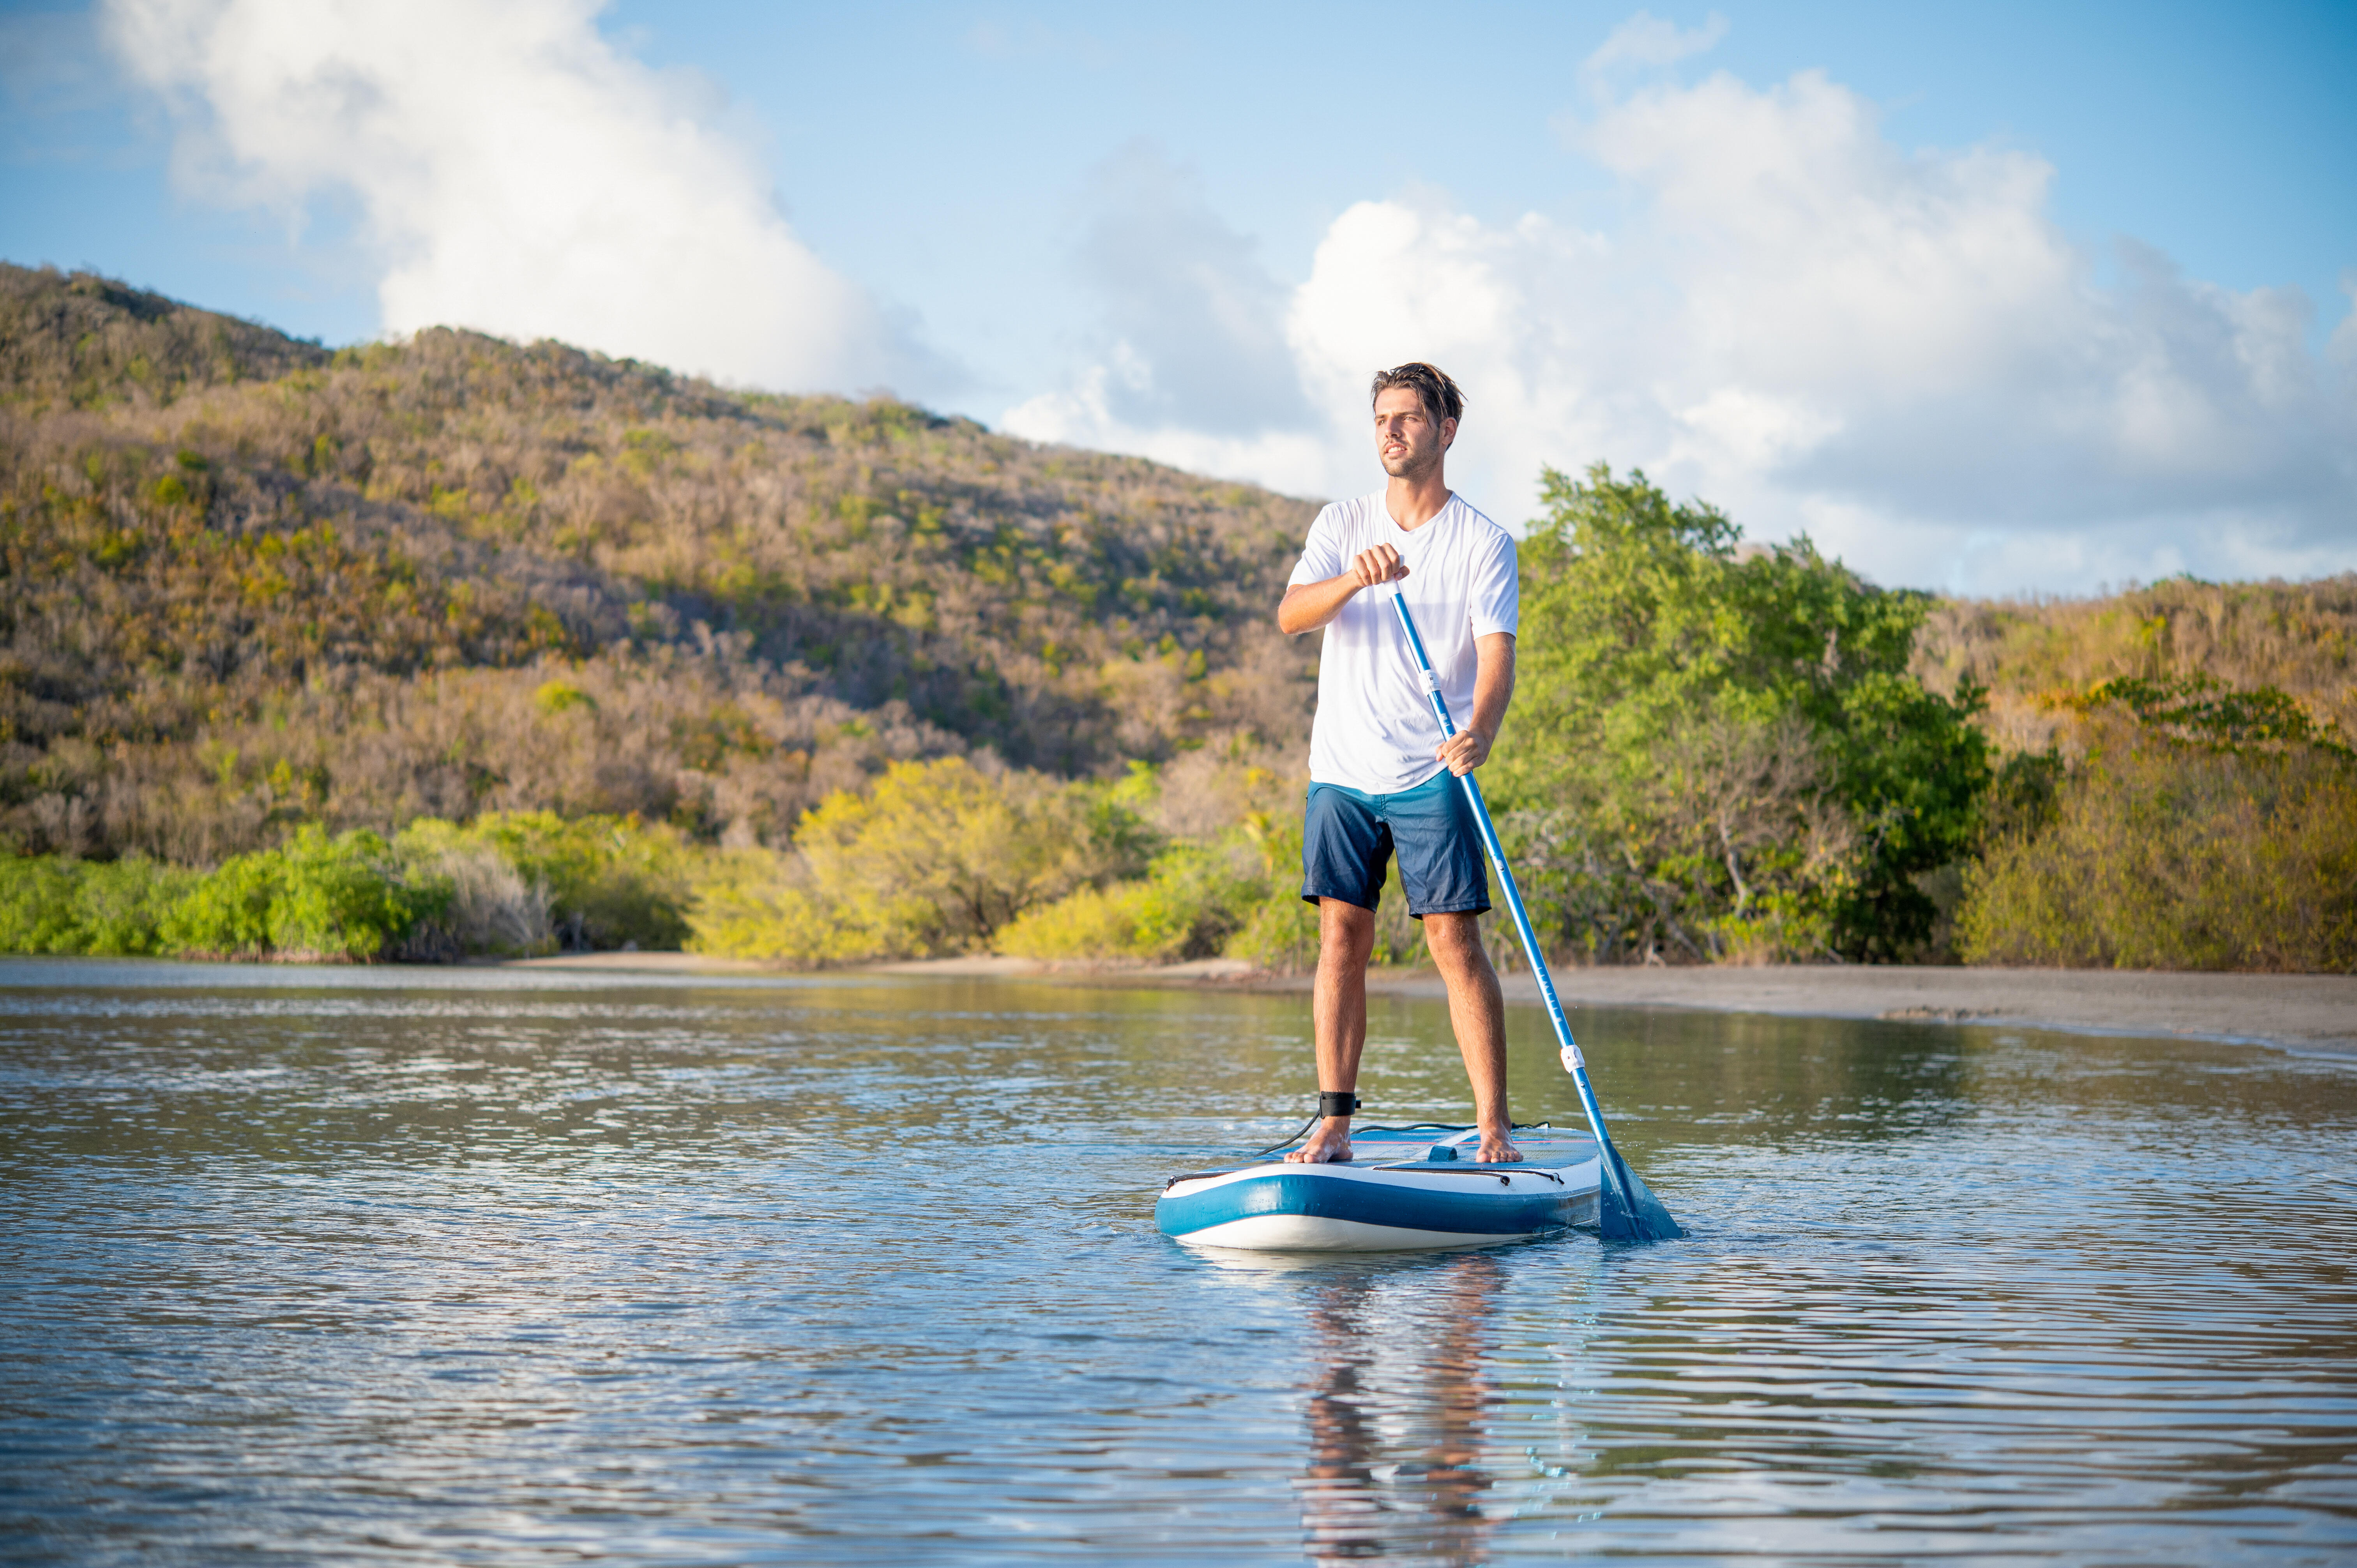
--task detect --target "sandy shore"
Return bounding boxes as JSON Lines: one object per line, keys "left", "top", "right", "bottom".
{"left": 507, "top": 951, "right": 2355, "bottom": 1057}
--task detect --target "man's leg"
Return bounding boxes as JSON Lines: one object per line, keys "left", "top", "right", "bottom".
{"left": 1287, "top": 897, "right": 1375, "bottom": 1164}
{"left": 1423, "top": 912, "right": 1520, "bottom": 1163}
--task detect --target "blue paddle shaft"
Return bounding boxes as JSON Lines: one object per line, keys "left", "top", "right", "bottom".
{"left": 1385, "top": 586, "right": 1679, "bottom": 1240}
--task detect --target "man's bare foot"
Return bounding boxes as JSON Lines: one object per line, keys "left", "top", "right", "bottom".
{"left": 1474, "top": 1127, "right": 1523, "bottom": 1163}
{"left": 1285, "top": 1117, "right": 1355, "bottom": 1163}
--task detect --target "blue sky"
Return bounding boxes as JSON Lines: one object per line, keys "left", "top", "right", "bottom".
{"left": 3, "top": 0, "right": 2352, "bottom": 594}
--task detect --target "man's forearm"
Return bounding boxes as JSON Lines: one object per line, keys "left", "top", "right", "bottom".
{"left": 1468, "top": 633, "right": 1516, "bottom": 743}
{"left": 1433, "top": 632, "right": 1515, "bottom": 776}
{"left": 1278, "top": 543, "right": 1409, "bottom": 634}
{"left": 1277, "top": 576, "right": 1362, "bottom": 635}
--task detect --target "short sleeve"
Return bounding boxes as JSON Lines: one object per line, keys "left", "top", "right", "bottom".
{"left": 1468, "top": 527, "right": 1519, "bottom": 638}
{"left": 1287, "top": 505, "right": 1346, "bottom": 587}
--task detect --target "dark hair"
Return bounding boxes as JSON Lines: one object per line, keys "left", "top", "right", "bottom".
{"left": 1369, "top": 362, "right": 1465, "bottom": 427}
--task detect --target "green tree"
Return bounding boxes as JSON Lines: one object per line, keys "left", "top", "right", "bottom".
{"left": 1491, "top": 464, "right": 1988, "bottom": 962}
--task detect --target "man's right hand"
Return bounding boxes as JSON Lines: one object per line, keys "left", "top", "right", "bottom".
{"left": 1350, "top": 544, "right": 1407, "bottom": 589}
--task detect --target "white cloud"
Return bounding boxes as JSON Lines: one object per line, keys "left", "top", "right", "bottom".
{"left": 101, "top": 0, "right": 917, "bottom": 393}
{"left": 1063, "top": 142, "right": 1309, "bottom": 436}
{"left": 1002, "top": 142, "right": 1325, "bottom": 489}
{"left": 1014, "top": 51, "right": 2356, "bottom": 595}
{"left": 1578, "top": 9, "right": 1728, "bottom": 98}
{"left": 1003, "top": 361, "right": 1335, "bottom": 498}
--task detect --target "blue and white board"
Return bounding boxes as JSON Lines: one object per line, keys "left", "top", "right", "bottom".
{"left": 1156, "top": 1125, "right": 1601, "bottom": 1251}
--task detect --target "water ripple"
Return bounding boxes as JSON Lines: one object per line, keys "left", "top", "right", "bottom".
{"left": 1, "top": 966, "right": 2352, "bottom": 1564}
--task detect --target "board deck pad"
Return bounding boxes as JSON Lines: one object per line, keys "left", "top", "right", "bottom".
{"left": 1156, "top": 1124, "right": 1604, "bottom": 1252}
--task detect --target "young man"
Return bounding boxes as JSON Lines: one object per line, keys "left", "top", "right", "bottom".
{"left": 1276, "top": 362, "right": 1520, "bottom": 1165}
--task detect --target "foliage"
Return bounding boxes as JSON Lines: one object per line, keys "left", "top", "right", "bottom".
{"left": 396, "top": 810, "right": 700, "bottom": 952}
{"left": 1959, "top": 713, "right": 2357, "bottom": 971}
{"left": 156, "top": 824, "right": 440, "bottom": 959}
{"left": 1490, "top": 464, "right": 1988, "bottom": 962}
{"left": 687, "top": 757, "right": 1154, "bottom": 963}
{"left": 0, "top": 854, "right": 196, "bottom": 954}
{"left": 2062, "top": 675, "right": 2352, "bottom": 759}
{"left": 1912, "top": 573, "right": 2357, "bottom": 756}
{"left": 993, "top": 780, "right": 1434, "bottom": 973}
{"left": 0, "top": 810, "right": 701, "bottom": 961}
{"left": 0, "top": 263, "right": 1318, "bottom": 863}
{"left": 0, "top": 268, "right": 328, "bottom": 413}
{"left": 998, "top": 840, "right": 1265, "bottom": 962}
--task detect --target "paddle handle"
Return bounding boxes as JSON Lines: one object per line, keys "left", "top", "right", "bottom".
{"left": 1385, "top": 587, "right": 1636, "bottom": 1191}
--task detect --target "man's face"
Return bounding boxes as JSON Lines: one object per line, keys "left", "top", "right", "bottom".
{"left": 1373, "top": 386, "right": 1454, "bottom": 480}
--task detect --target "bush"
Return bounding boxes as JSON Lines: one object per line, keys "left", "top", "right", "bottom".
{"left": 1959, "top": 717, "right": 2357, "bottom": 971}
{"left": 158, "top": 825, "right": 439, "bottom": 960}
{"left": 685, "top": 758, "right": 1154, "bottom": 964}
{"left": 683, "top": 850, "right": 870, "bottom": 965}
{"left": 391, "top": 825, "right": 556, "bottom": 958}
{"left": 1221, "top": 895, "right": 1322, "bottom": 973}
{"left": 67, "top": 858, "right": 198, "bottom": 954}
{"left": 0, "top": 857, "right": 84, "bottom": 952}
{"left": 397, "top": 812, "right": 691, "bottom": 951}
{"left": 0, "top": 856, "right": 199, "bottom": 955}
{"left": 998, "top": 841, "right": 1263, "bottom": 962}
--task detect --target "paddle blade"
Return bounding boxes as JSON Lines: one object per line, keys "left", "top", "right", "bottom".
{"left": 1597, "top": 1144, "right": 1684, "bottom": 1243}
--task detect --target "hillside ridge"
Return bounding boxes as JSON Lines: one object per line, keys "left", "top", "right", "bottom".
{"left": 0, "top": 263, "right": 1319, "bottom": 861}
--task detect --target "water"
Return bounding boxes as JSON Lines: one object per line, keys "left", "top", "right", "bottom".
{"left": 2, "top": 958, "right": 2353, "bottom": 1566}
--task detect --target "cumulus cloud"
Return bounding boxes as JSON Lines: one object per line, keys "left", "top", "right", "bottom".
{"left": 1016, "top": 44, "right": 2355, "bottom": 594}
{"left": 101, "top": 0, "right": 917, "bottom": 393}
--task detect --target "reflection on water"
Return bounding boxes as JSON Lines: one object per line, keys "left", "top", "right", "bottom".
{"left": 1295, "top": 1254, "right": 1502, "bottom": 1566}
{"left": 2, "top": 958, "right": 2354, "bottom": 1565}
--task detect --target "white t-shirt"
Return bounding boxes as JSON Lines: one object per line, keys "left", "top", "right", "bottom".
{"left": 1288, "top": 491, "right": 1519, "bottom": 795}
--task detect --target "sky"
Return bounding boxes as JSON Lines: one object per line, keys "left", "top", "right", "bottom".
{"left": 2, "top": 0, "right": 2353, "bottom": 596}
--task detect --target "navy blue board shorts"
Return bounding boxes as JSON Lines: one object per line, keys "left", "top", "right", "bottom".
{"left": 1301, "top": 770, "right": 1491, "bottom": 918}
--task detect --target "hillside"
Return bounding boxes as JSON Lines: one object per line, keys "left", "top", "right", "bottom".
{"left": 0, "top": 265, "right": 1320, "bottom": 863}
{"left": 1912, "top": 577, "right": 2357, "bottom": 755}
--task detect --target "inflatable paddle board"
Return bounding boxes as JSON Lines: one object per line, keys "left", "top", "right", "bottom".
{"left": 1157, "top": 1124, "right": 1601, "bottom": 1252}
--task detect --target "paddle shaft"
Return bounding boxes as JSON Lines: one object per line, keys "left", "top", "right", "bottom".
{"left": 1383, "top": 586, "right": 1641, "bottom": 1209}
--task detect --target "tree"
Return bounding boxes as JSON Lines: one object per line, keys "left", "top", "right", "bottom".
{"left": 1490, "top": 464, "right": 1987, "bottom": 962}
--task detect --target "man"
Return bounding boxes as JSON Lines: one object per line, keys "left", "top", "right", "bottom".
{"left": 1276, "top": 362, "right": 1520, "bottom": 1165}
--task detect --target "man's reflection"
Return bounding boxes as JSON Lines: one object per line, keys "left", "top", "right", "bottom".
{"left": 1295, "top": 1251, "right": 1502, "bottom": 1564}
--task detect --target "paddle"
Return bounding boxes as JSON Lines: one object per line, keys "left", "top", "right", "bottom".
{"left": 1386, "top": 584, "right": 1683, "bottom": 1242}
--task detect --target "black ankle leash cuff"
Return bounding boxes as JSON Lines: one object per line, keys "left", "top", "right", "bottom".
{"left": 1317, "top": 1090, "right": 1360, "bottom": 1119}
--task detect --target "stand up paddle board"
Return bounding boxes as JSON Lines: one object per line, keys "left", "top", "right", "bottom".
{"left": 1157, "top": 1124, "right": 1601, "bottom": 1251}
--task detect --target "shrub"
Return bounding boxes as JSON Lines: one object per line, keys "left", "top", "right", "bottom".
{"left": 0, "top": 857, "right": 85, "bottom": 952}
{"left": 399, "top": 812, "right": 692, "bottom": 951}
{"left": 998, "top": 841, "right": 1263, "bottom": 962}
{"left": 67, "top": 858, "right": 198, "bottom": 954}
{"left": 1221, "top": 895, "right": 1322, "bottom": 973}
{"left": 158, "top": 825, "right": 438, "bottom": 960}
{"left": 994, "top": 881, "right": 1143, "bottom": 961}
{"left": 686, "top": 758, "right": 1154, "bottom": 964}
{"left": 684, "top": 849, "right": 880, "bottom": 965}
{"left": 392, "top": 824, "right": 556, "bottom": 958}
{"left": 1959, "top": 719, "right": 2357, "bottom": 971}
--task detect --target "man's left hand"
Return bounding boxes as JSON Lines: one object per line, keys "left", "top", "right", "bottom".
{"left": 1436, "top": 728, "right": 1493, "bottom": 776}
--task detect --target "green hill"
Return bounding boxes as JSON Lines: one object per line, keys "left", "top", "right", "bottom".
{"left": 5, "top": 263, "right": 2350, "bottom": 972}
{"left": 0, "top": 264, "right": 1318, "bottom": 863}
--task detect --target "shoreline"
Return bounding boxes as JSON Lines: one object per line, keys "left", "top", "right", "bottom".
{"left": 506, "top": 952, "right": 2357, "bottom": 1058}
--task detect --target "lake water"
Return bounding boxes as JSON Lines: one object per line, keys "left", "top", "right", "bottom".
{"left": 2, "top": 959, "right": 2353, "bottom": 1566}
